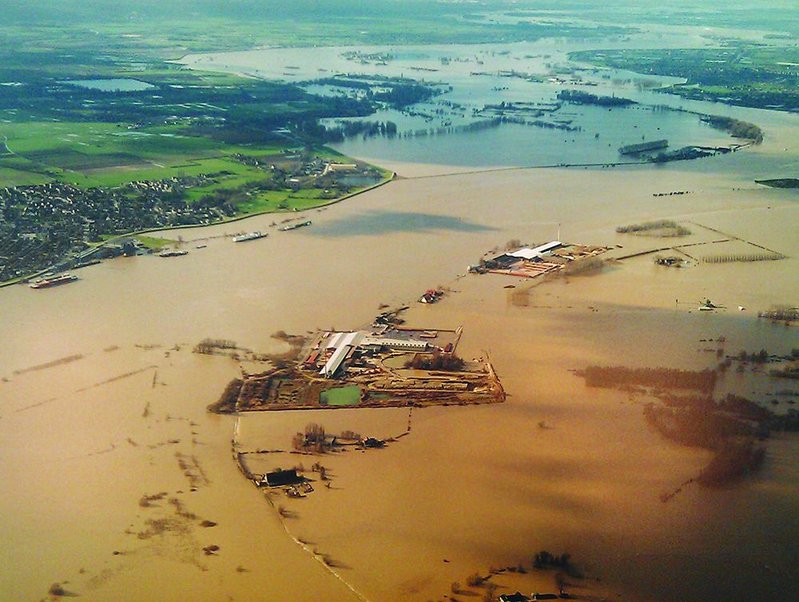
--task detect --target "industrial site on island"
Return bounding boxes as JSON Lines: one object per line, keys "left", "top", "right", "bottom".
{"left": 472, "top": 239, "right": 610, "bottom": 279}
{"left": 210, "top": 317, "right": 505, "bottom": 415}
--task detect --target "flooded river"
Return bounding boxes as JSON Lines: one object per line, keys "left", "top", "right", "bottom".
{"left": 4, "top": 23, "right": 799, "bottom": 602}
{"left": 181, "top": 32, "right": 794, "bottom": 171}
{"left": 3, "top": 156, "right": 799, "bottom": 600}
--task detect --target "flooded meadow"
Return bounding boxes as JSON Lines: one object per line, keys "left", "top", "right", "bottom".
{"left": 4, "top": 18, "right": 799, "bottom": 602}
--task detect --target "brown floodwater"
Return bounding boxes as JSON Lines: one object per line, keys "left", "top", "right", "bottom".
{"left": 2, "top": 128, "right": 799, "bottom": 601}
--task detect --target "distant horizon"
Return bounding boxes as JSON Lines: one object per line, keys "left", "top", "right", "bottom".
{"left": 2, "top": 0, "right": 798, "bottom": 29}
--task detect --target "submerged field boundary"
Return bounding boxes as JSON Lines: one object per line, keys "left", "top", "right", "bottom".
{"left": 615, "top": 220, "right": 787, "bottom": 262}
{"left": 230, "top": 407, "right": 416, "bottom": 601}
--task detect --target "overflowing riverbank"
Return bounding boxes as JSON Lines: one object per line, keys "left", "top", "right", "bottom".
{"left": 3, "top": 147, "right": 799, "bottom": 600}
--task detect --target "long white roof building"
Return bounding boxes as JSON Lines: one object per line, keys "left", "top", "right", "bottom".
{"left": 320, "top": 331, "right": 365, "bottom": 378}
{"left": 508, "top": 241, "right": 562, "bottom": 260}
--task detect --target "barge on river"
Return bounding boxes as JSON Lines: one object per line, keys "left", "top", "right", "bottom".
{"left": 279, "top": 220, "right": 312, "bottom": 232}
{"left": 158, "top": 249, "right": 188, "bottom": 257}
{"left": 29, "top": 273, "right": 78, "bottom": 289}
{"left": 233, "top": 231, "right": 267, "bottom": 243}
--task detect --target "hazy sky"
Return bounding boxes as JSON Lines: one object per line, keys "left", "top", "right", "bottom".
{"left": 2, "top": 0, "right": 797, "bottom": 36}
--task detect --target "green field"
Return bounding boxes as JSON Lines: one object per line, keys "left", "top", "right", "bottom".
{"left": 320, "top": 386, "right": 362, "bottom": 407}
{"left": 0, "top": 113, "right": 387, "bottom": 218}
{"left": 570, "top": 45, "right": 799, "bottom": 111}
{"left": 96, "top": 233, "right": 171, "bottom": 250}
{"left": 0, "top": 118, "right": 284, "bottom": 187}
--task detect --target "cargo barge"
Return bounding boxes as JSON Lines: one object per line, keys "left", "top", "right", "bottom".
{"left": 233, "top": 231, "right": 267, "bottom": 243}
{"left": 279, "top": 220, "right": 312, "bottom": 232}
{"left": 29, "top": 273, "right": 78, "bottom": 289}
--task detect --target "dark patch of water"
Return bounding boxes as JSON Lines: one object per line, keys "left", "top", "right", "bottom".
{"left": 309, "top": 210, "right": 497, "bottom": 237}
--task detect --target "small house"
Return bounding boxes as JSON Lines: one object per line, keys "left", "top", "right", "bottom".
{"left": 263, "top": 469, "right": 303, "bottom": 487}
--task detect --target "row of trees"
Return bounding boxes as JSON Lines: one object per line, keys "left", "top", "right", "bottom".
{"left": 532, "top": 550, "right": 572, "bottom": 571}
{"left": 314, "top": 77, "right": 437, "bottom": 108}
{"left": 579, "top": 362, "right": 783, "bottom": 487}
{"left": 642, "top": 390, "right": 777, "bottom": 486}
{"left": 405, "top": 351, "right": 465, "bottom": 372}
{"left": 557, "top": 89, "right": 636, "bottom": 107}
{"left": 616, "top": 219, "right": 690, "bottom": 235}
{"left": 322, "top": 120, "right": 399, "bottom": 142}
{"left": 581, "top": 365, "right": 717, "bottom": 394}
{"left": 702, "top": 115, "right": 764, "bottom": 143}
{"left": 450, "top": 550, "right": 580, "bottom": 601}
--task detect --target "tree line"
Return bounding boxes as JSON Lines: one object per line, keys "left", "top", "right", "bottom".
{"left": 581, "top": 365, "right": 717, "bottom": 394}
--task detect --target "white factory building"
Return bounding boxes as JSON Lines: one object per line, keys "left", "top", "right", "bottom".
{"left": 507, "top": 240, "right": 562, "bottom": 261}
{"left": 318, "top": 330, "right": 430, "bottom": 378}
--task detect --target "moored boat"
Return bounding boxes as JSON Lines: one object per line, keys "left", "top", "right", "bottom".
{"left": 232, "top": 231, "right": 267, "bottom": 242}
{"left": 29, "top": 273, "right": 78, "bottom": 289}
{"left": 279, "top": 220, "right": 312, "bottom": 232}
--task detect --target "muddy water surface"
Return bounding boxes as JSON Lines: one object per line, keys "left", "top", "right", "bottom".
{"left": 2, "top": 142, "right": 799, "bottom": 601}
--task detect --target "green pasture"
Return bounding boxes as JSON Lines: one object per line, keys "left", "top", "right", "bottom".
{"left": 234, "top": 189, "right": 328, "bottom": 214}
{"left": 320, "top": 386, "right": 362, "bottom": 407}
{"left": 0, "top": 165, "right": 50, "bottom": 187}
{"left": 96, "top": 234, "right": 171, "bottom": 249}
{"left": 0, "top": 117, "right": 285, "bottom": 188}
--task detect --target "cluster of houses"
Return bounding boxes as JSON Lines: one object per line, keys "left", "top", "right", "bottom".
{"left": 0, "top": 178, "right": 228, "bottom": 281}
{"left": 126, "top": 174, "right": 212, "bottom": 194}
{"left": 233, "top": 151, "right": 379, "bottom": 194}
{"left": 234, "top": 151, "right": 363, "bottom": 179}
